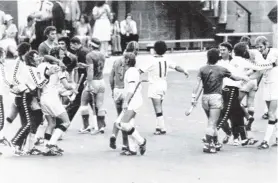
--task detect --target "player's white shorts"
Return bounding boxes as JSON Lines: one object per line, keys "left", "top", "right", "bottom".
{"left": 128, "top": 95, "right": 143, "bottom": 113}
{"left": 240, "top": 79, "right": 257, "bottom": 93}
{"left": 90, "top": 79, "right": 105, "bottom": 94}
{"left": 263, "top": 82, "right": 278, "bottom": 101}
{"left": 148, "top": 83, "right": 167, "bottom": 100}
{"left": 113, "top": 88, "right": 125, "bottom": 103}
{"left": 40, "top": 93, "right": 66, "bottom": 117}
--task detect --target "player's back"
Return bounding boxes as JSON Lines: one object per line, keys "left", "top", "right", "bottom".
{"left": 147, "top": 56, "right": 172, "bottom": 84}
{"left": 86, "top": 50, "right": 105, "bottom": 80}
{"left": 113, "top": 57, "right": 126, "bottom": 89}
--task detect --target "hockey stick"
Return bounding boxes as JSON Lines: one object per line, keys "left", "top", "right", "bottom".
{"left": 185, "top": 70, "right": 212, "bottom": 116}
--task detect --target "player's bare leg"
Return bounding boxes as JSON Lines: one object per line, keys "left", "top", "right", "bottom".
{"left": 151, "top": 98, "right": 166, "bottom": 135}
{"left": 117, "top": 110, "right": 146, "bottom": 156}
{"left": 258, "top": 100, "right": 277, "bottom": 149}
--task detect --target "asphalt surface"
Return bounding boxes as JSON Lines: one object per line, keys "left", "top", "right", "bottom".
{"left": 0, "top": 52, "right": 277, "bottom": 183}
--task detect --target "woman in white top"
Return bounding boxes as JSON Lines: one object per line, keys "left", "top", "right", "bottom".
{"left": 75, "top": 14, "right": 91, "bottom": 46}
{"left": 0, "top": 14, "right": 18, "bottom": 57}
{"left": 92, "top": 1, "right": 111, "bottom": 58}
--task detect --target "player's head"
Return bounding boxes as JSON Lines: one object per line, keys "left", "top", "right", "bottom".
{"left": 25, "top": 50, "right": 42, "bottom": 67}
{"left": 124, "top": 52, "right": 136, "bottom": 67}
{"left": 44, "top": 26, "right": 57, "bottom": 41}
{"left": 240, "top": 36, "right": 251, "bottom": 49}
{"left": 70, "top": 37, "right": 82, "bottom": 51}
{"left": 58, "top": 37, "right": 70, "bottom": 51}
{"left": 219, "top": 42, "right": 232, "bottom": 60}
{"left": 125, "top": 41, "right": 139, "bottom": 56}
{"left": 207, "top": 48, "right": 220, "bottom": 65}
{"left": 154, "top": 41, "right": 167, "bottom": 55}
{"left": 88, "top": 37, "right": 101, "bottom": 50}
{"left": 255, "top": 36, "right": 269, "bottom": 55}
{"left": 233, "top": 42, "right": 248, "bottom": 58}
{"left": 49, "top": 46, "right": 65, "bottom": 60}
{"left": 17, "top": 42, "right": 31, "bottom": 57}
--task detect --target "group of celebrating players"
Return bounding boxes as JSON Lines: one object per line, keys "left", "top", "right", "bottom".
{"left": 0, "top": 25, "right": 277, "bottom": 156}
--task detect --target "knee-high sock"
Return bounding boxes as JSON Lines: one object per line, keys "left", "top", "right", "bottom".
{"left": 129, "top": 128, "right": 144, "bottom": 145}
{"left": 264, "top": 121, "right": 276, "bottom": 143}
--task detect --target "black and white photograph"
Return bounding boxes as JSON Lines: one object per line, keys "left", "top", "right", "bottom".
{"left": 0, "top": 0, "right": 277, "bottom": 182}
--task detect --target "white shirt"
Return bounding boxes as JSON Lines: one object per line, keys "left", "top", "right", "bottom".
{"left": 35, "top": 0, "right": 53, "bottom": 21}
{"left": 140, "top": 55, "right": 176, "bottom": 87}
{"left": 124, "top": 67, "right": 141, "bottom": 100}
{"left": 262, "top": 48, "right": 278, "bottom": 84}
{"left": 38, "top": 63, "right": 66, "bottom": 95}
{"left": 120, "top": 20, "right": 137, "bottom": 35}
{"left": 217, "top": 58, "right": 240, "bottom": 88}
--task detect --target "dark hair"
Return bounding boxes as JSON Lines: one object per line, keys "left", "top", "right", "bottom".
{"left": 80, "top": 14, "right": 89, "bottom": 24}
{"left": 25, "top": 50, "right": 38, "bottom": 67}
{"left": 0, "top": 47, "right": 5, "bottom": 58}
{"left": 96, "top": 1, "right": 105, "bottom": 7}
{"left": 207, "top": 48, "right": 220, "bottom": 65}
{"left": 17, "top": 42, "right": 31, "bottom": 56}
{"left": 234, "top": 42, "right": 248, "bottom": 57}
{"left": 70, "top": 37, "right": 81, "bottom": 44}
{"left": 27, "top": 16, "right": 33, "bottom": 23}
{"left": 89, "top": 37, "right": 101, "bottom": 49}
{"left": 49, "top": 47, "right": 63, "bottom": 59}
{"left": 44, "top": 26, "right": 56, "bottom": 37}
{"left": 110, "top": 12, "right": 117, "bottom": 24}
{"left": 126, "top": 13, "right": 132, "bottom": 19}
{"left": 219, "top": 42, "right": 233, "bottom": 52}
{"left": 58, "top": 36, "right": 70, "bottom": 48}
{"left": 240, "top": 36, "right": 251, "bottom": 47}
{"left": 125, "top": 41, "right": 139, "bottom": 56}
{"left": 154, "top": 41, "right": 167, "bottom": 55}
{"left": 124, "top": 52, "right": 136, "bottom": 67}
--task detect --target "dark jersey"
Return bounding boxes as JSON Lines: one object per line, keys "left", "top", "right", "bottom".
{"left": 86, "top": 50, "right": 105, "bottom": 80}
{"left": 198, "top": 65, "right": 231, "bottom": 95}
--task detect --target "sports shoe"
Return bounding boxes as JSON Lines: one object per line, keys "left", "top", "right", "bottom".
{"left": 203, "top": 143, "right": 217, "bottom": 153}
{"left": 121, "top": 145, "right": 129, "bottom": 151}
{"left": 233, "top": 138, "right": 240, "bottom": 146}
{"left": 43, "top": 144, "right": 63, "bottom": 156}
{"left": 34, "top": 137, "right": 44, "bottom": 146}
{"left": 139, "top": 139, "right": 147, "bottom": 155}
{"left": 222, "top": 135, "right": 231, "bottom": 144}
{"left": 91, "top": 127, "right": 105, "bottom": 135}
{"left": 271, "top": 138, "right": 278, "bottom": 147}
{"left": 202, "top": 136, "right": 207, "bottom": 143}
{"left": 258, "top": 141, "right": 270, "bottom": 150}
{"left": 215, "top": 142, "right": 223, "bottom": 151}
{"left": 109, "top": 136, "right": 117, "bottom": 149}
{"left": 241, "top": 138, "right": 258, "bottom": 146}
{"left": 51, "top": 144, "right": 64, "bottom": 153}
{"left": 262, "top": 113, "right": 268, "bottom": 120}
{"left": 154, "top": 128, "right": 166, "bottom": 135}
{"left": 0, "top": 137, "right": 11, "bottom": 147}
{"left": 27, "top": 147, "right": 43, "bottom": 155}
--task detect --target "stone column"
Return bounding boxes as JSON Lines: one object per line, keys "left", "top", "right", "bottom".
{"left": 219, "top": 0, "right": 228, "bottom": 23}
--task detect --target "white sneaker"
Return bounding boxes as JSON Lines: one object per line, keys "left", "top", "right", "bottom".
{"left": 78, "top": 126, "right": 93, "bottom": 134}
{"left": 233, "top": 138, "right": 240, "bottom": 146}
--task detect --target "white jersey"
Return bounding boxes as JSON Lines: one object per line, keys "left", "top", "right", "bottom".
{"left": 140, "top": 55, "right": 176, "bottom": 87}
{"left": 124, "top": 67, "right": 141, "bottom": 100}
{"left": 38, "top": 63, "right": 66, "bottom": 96}
{"left": 262, "top": 48, "right": 278, "bottom": 84}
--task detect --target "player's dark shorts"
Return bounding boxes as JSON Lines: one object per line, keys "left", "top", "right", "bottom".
{"left": 202, "top": 94, "right": 223, "bottom": 111}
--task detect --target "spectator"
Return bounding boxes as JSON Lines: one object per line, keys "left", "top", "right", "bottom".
{"left": 52, "top": 0, "right": 65, "bottom": 38}
{"left": 18, "top": 16, "right": 36, "bottom": 48}
{"left": 110, "top": 12, "right": 121, "bottom": 55}
{"left": 92, "top": 1, "right": 111, "bottom": 58}
{"left": 120, "top": 13, "right": 138, "bottom": 52}
{"left": 30, "top": 0, "right": 53, "bottom": 49}
{"left": 75, "top": 14, "right": 91, "bottom": 46}
{"left": 0, "top": 9, "right": 5, "bottom": 25}
{"left": 63, "top": 0, "right": 81, "bottom": 38}
{"left": 38, "top": 26, "right": 58, "bottom": 56}
{"left": 0, "top": 14, "right": 18, "bottom": 57}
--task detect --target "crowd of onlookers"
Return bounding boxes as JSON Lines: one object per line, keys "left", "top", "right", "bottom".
{"left": 0, "top": 0, "right": 139, "bottom": 58}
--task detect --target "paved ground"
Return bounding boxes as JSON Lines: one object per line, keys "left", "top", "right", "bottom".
{"left": 0, "top": 52, "right": 277, "bottom": 183}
